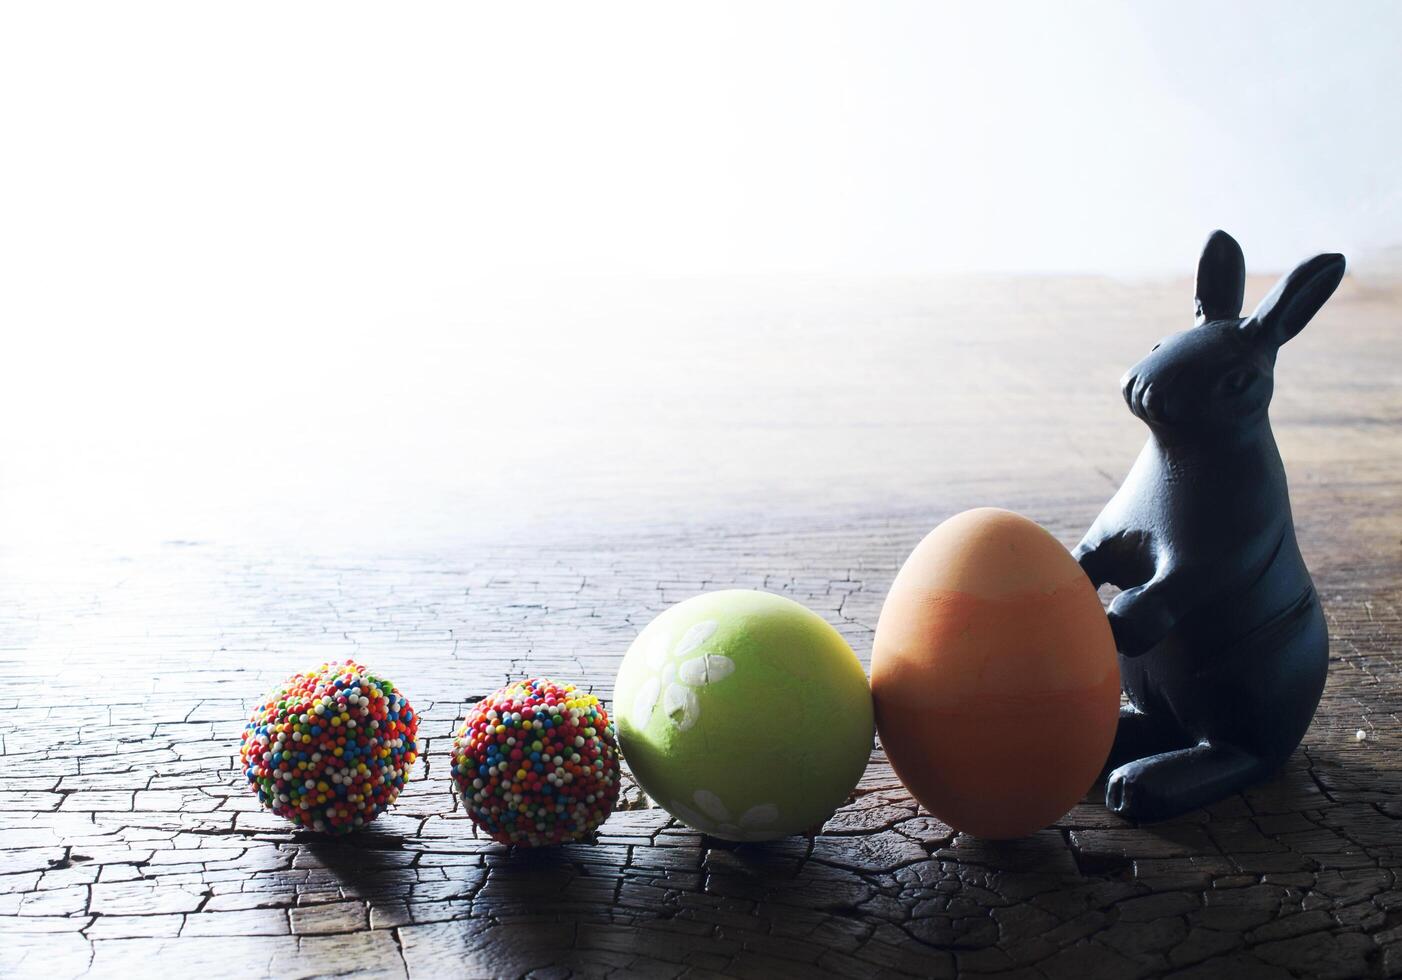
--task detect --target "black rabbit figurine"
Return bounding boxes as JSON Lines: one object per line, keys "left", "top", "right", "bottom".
{"left": 1075, "top": 230, "right": 1343, "bottom": 822}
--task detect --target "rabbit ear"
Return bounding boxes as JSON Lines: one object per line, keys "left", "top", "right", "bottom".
{"left": 1195, "top": 230, "right": 1246, "bottom": 324}
{"left": 1242, "top": 252, "right": 1346, "bottom": 349}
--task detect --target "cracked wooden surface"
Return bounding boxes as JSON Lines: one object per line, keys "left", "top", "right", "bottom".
{"left": 1, "top": 276, "right": 1399, "bottom": 978}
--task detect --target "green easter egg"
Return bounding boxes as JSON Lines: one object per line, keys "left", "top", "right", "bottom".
{"left": 615, "top": 589, "right": 874, "bottom": 841}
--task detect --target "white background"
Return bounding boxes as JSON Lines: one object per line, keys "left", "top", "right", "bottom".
{"left": 1, "top": 2, "right": 1398, "bottom": 548}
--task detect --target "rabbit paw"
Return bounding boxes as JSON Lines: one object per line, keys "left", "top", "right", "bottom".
{"left": 1107, "top": 607, "right": 1156, "bottom": 658}
{"left": 1106, "top": 761, "right": 1166, "bottom": 821}
{"left": 1107, "top": 587, "right": 1176, "bottom": 657}
{"left": 1105, "top": 766, "right": 1140, "bottom": 818}
{"left": 1107, "top": 745, "right": 1268, "bottom": 823}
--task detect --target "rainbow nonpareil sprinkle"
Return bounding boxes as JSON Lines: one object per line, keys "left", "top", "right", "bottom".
{"left": 452, "top": 677, "right": 621, "bottom": 846}
{"left": 240, "top": 661, "right": 418, "bottom": 833}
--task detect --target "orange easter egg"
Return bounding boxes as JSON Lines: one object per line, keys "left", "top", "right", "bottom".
{"left": 872, "top": 508, "right": 1119, "bottom": 838}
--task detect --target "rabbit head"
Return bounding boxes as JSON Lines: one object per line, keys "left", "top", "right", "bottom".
{"left": 1120, "top": 230, "right": 1345, "bottom": 434}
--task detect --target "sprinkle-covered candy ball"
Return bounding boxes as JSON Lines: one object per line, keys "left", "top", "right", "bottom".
{"left": 616, "top": 590, "right": 874, "bottom": 841}
{"left": 451, "top": 678, "right": 621, "bottom": 846}
{"left": 240, "top": 660, "right": 419, "bottom": 834}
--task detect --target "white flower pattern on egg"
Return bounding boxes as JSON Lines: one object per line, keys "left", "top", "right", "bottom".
{"left": 662, "top": 681, "right": 699, "bottom": 731}
{"left": 630, "top": 677, "right": 660, "bottom": 730}
{"left": 630, "top": 618, "right": 735, "bottom": 733}
{"left": 643, "top": 631, "right": 671, "bottom": 670}
{"left": 675, "top": 619, "right": 717, "bottom": 657}
{"left": 668, "top": 789, "right": 782, "bottom": 841}
{"left": 678, "top": 654, "right": 734, "bottom": 686}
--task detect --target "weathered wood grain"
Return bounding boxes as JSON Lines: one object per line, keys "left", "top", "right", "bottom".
{"left": 0, "top": 275, "right": 1398, "bottom": 978}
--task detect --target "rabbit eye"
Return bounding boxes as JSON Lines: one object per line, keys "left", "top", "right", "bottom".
{"left": 1222, "top": 369, "right": 1255, "bottom": 395}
